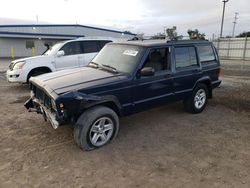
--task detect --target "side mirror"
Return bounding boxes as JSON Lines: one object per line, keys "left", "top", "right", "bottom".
{"left": 140, "top": 67, "right": 155, "bottom": 77}
{"left": 56, "top": 50, "right": 65, "bottom": 57}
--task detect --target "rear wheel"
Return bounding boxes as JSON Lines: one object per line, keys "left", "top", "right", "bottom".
{"left": 74, "top": 106, "right": 119, "bottom": 151}
{"left": 184, "top": 83, "right": 208, "bottom": 114}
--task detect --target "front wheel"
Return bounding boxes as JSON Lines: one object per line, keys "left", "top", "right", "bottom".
{"left": 74, "top": 106, "right": 119, "bottom": 151}
{"left": 184, "top": 83, "right": 208, "bottom": 114}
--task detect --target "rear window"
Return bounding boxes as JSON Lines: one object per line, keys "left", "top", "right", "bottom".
{"left": 99, "top": 40, "right": 112, "bottom": 49}
{"left": 175, "top": 46, "right": 198, "bottom": 69}
{"left": 197, "top": 45, "right": 216, "bottom": 63}
{"left": 82, "top": 41, "right": 99, "bottom": 53}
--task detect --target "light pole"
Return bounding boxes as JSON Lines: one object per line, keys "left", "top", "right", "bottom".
{"left": 232, "top": 12, "right": 239, "bottom": 37}
{"left": 220, "top": 0, "right": 229, "bottom": 38}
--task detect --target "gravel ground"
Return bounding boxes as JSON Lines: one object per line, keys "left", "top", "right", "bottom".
{"left": 0, "top": 60, "right": 249, "bottom": 188}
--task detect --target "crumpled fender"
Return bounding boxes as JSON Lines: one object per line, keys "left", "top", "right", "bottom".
{"left": 57, "top": 91, "right": 122, "bottom": 112}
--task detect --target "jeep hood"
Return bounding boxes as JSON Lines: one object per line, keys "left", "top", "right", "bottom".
{"left": 30, "top": 67, "right": 126, "bottom": 95}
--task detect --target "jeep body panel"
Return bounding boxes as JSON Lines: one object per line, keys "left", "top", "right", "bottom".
{"left": 26, "top": 39, "right": 221, "bottom": 129}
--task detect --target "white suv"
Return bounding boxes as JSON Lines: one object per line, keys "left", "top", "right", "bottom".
{"left": 7, "top": 37, "right": 115, "bottom": 83}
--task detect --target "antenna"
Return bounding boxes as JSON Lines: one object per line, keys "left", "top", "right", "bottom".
{"left": 36, "top": 15, "right": 39, "bottom": 24}
{"left": 232, "top": 12, "right": 239, "bottom": 37}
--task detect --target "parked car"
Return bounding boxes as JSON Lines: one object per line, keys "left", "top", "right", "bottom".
{"left": 25, "top": 39, "right": 221, "bottom": 151}
{"left": 6, "top": 37, "right": 115, "bottom": 83}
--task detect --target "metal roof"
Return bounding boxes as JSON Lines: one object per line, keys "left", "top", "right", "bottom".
{"left": 0, "top": 24, "right": 136, "bottom": 35}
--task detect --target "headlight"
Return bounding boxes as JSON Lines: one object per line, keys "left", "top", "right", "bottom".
{"left": 51, "top": 99, "right": 57, "bottom": 110}
{"left": 30, "top": 91, "right": 35, "bottom": 99}
{"left": 13, "top": 62, "right": 26, "bottom": 70}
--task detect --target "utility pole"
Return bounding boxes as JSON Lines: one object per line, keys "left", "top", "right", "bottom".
{"left": 232, "top": 12, "right": 239, "bottom": 37}
{"left": 220, "top": 0, "right": 229, "bottom": 38}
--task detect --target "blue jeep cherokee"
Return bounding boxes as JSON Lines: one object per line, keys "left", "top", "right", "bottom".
{"left": 25, "top": 39, "right": 221, "bottom": 150}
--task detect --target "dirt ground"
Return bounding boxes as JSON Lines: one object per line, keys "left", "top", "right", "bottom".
{"left": 0, "top": 60, "right": 249, "bottom": 188}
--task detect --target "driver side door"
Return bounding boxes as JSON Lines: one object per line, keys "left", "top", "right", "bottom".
{"left": 133, "top": 47, "right": 174, "bottom": 112}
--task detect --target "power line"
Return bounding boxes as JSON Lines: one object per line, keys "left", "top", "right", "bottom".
{"left": 232, "top": 12, "right": 239, "bottom": 37}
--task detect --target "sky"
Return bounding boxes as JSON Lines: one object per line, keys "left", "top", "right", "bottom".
{"left": 0, "top": 0, "right": 250, "bottom": 38}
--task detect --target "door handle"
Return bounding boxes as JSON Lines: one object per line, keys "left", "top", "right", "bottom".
{"left": 164, "top": 73, "right": 172, "bottom": 78}
{"left": 192, "top": 69, "right": 201, "bottom": 73}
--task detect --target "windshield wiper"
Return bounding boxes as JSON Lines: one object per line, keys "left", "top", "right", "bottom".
{"left": 89, "top": 62, "right": 99, "bottom": 68}
{"left": 101, "top": 64, "right": 118, "bottom": 73}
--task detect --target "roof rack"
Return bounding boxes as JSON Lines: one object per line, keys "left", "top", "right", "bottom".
{"left": 166, "top": 38, "right": 209, "bottom": 43}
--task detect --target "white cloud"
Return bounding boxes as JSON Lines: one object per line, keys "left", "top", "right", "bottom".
{"left": 0, "top": 0, "right": 249, "bottom": 37}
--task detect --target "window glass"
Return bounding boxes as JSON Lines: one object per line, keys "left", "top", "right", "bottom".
{"left": 175, "top": 47, "right": 197, "bottom": 69}
{"left": 197, "top": 45, "right": 216, "bottom": 63}
{"left": 99, "top": 40, "right": 112, "bottom": 49}
{"left": 26, "top": 41, "right": 35, "bottom": 49}
{"left": 91, "top": 44, "right": 144, "bottom": 74}
{"left": 82, "top": 41, "right": 99, "bottom": 53}
{"left": 60, "top": 42, "right": 82, "bottom": 56}
{"left": 143, "top": 48, "right": 171, "bottom": 73}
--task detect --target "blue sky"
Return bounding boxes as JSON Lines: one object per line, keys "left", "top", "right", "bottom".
{"left": 0, "top": 0, "right": 249, "bottom": 38}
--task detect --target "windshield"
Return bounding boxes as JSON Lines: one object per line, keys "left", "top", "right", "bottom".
{"left": 90, "top": 44, "right": 144, "bottom": 74}
{"left": 44, "top": 42, "right": 64, "bottom": 56}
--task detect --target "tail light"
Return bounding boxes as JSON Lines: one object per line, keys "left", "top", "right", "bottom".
{"left": 218, "top": 66, "right": 222, "bottom": 78}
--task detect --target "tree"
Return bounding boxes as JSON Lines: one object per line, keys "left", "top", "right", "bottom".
{"left": 151, "top": 26, "right": 183, "bottom": 40}
{"left": 165, "top": 26, "right": 183, "bottom": 40}
{"left": 236, "top": 31, "right": 250, "bottom": 37}
{"left": 187, "top": 29, "right": 205, "bottom": 39}
{"left": 151, "top": 33, "right": 166, "bottom": 39}
{"left": 165, "top": 26, "right": 178, "bottom": 39}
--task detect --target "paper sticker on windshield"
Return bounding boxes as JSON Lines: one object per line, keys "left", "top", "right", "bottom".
{"left": 123, "top": 50, "right": 138, "bottom": 56}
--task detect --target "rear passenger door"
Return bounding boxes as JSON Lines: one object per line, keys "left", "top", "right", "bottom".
{"left": 173, "top": 45, "right": 202, "bottom": 99}
{"left": 80, "top": 40, "right": 111, "bottom": 67}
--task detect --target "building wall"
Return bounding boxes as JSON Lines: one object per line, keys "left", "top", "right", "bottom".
{"left": 0, "top": 25, "right": 135, "bottom": 58}
{"left": 0, "top": 38, "right": 61, "bottom": 58}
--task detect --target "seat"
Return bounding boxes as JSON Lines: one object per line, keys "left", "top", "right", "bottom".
{"left": 147, "top": 51, "right": 162, "bottom": 71}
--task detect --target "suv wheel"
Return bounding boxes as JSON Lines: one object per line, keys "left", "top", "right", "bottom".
{"left": 184, "top": 83, "right": 208, "bottom": 114}
{"left": 74, "top": 106, "right": 119, "bottom": 151}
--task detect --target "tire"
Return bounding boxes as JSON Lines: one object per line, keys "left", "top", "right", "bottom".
{"left": 184, "top": 83, "right": 208, "bottom": 114}
{"left": 74, "top": 106, "right": 119, "bottom": 151}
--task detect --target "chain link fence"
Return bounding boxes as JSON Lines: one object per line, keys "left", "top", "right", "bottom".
{"left": 212, "top": 37, "right": 250, "bottom": 60}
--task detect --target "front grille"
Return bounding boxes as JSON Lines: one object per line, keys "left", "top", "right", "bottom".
{"left": 31, "top": 84, "right": 52, "bottom": 110}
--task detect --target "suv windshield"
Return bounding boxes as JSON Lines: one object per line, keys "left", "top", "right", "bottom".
{"left": 90, "top": 44, "right": 144, "bottom": 74}
{"left": 44, "top": 42, "right": 64, "bottom": 56}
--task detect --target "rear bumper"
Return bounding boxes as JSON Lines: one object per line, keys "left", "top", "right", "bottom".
{"left": 24, "top": 98, "right": 61, "bottom": 129}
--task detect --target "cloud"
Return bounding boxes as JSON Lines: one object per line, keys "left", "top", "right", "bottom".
{"left": 0, "top": 0, "right": 249, "bottom": 37}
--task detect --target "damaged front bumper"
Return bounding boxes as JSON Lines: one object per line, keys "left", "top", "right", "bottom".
{"left": 24, "top": 98, "right": 60, "bottom": 129}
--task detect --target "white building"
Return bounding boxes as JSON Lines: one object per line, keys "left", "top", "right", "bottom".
{"left": 0, "top": 24, "right": 135, "bottom": 58}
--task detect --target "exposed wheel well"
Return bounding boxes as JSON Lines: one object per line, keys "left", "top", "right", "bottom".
{"left": 76, "top": 101, "right": 121, "bottom": 120}
{"left": 27, "top": 67, "right": 52, "bottom": 82}
{"left": 100, "top": 101, "right": 121, "bottom": 116}
{"left": 198, "top": 80, "right": 212, "bottom": 98}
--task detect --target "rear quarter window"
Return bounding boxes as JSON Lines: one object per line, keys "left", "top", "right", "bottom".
{"left": 197, "top": 45, "right": 216, "bottom": 63}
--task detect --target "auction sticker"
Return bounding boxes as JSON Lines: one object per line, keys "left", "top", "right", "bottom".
{"left": 123, "top": 50, "right": 138, "bottom": 56}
